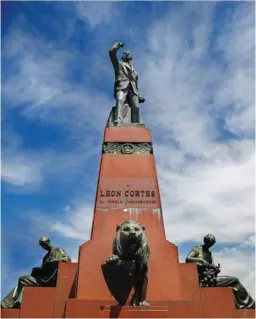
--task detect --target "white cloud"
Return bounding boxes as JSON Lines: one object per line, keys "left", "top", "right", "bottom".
{"left": 134, "top": 2, "right": 255, "bottom": 296}
{"left": 2, "top": 20, "right": 112, "bottom": 132}
{"left": 162, "top": 152, "right": 254, "bottom": 244}
{"left": 50, "top": 203, "right": 93, "bottom": 242}
{"left": 128, "top": 2, "right": 255, "bottom": 245}
{"left": 21, "top": 202, "right": 95, "bottom": 262}
{"left": 214, "top": 246, "right": 255, "bottom": 298}
{"left": 74, "top": 2, "right": 116, "bottom": 28}
{"left": 1, "top": 127, "right": 100, "bottom": 189}
{"left": 1, "top": 158, "right": 43, "bottom": 187}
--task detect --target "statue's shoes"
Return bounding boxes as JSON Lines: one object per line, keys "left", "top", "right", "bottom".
{"left": 12, "top": 301, "right": 21, "bottom": 309}
{"left": 114, "top": 119, "right": 124, "bottom": 125}
{"left": 248, "top": 302, "right": 255, "bottom": 309}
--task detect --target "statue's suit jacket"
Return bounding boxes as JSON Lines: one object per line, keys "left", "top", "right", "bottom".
{"left": 109, "top": 44, "right": 142, "bottom": 99}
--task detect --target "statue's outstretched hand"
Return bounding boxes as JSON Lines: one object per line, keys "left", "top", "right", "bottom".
{"left": 201, "top": 260, "right": 209, "bottom": 266}
{"left": 106, "top": 254, "right": 120, "bottom": 264}
{"left": 139, "top": 97, "right": 145, "bottom": 103}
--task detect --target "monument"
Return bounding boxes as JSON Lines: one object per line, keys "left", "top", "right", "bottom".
{"left": 1, "top": 42, "right": 255, "bottom": 318}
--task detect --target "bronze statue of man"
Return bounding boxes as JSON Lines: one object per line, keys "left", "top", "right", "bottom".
{"left": 109, "top": 42, "right": 145, "bottom": 124}
{"left": 1, "top": 237, "right": 71, "bottom": 309}
{"left": 186, "top": 234, "right": 255, "bottom": 309}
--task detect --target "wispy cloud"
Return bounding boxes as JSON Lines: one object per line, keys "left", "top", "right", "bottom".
{"left": 129, "top": 1, "right": 255, "bottom": 244}
{"left": 74, "top": 2, "right": 117, "bottom": 28}
{"left": 1, "top": 126, "right": 100, "bottom": 190}
{"left": 214, "top": 245, "right": 255, "bottom": 297}
{"left": 2, "top": 16, "right": 112, "bottom": 133}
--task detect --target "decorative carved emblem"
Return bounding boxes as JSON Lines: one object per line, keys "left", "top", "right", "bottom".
{"left": 121, "top": 143, "right": 134, "bottom": 154}
{"left": 102, "top": 143, "right": 153, "bottom": 155}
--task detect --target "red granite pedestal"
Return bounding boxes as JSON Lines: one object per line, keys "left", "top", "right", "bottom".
{"left": 1, "top": 126, "right": 255, "bottom": 318}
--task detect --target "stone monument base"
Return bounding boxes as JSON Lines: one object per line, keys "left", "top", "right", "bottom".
{"left": 1, "top": 262, "right": 255, "bottom": 318}
{"left": 2, "top": 126, "right": 255, "bottom": 319}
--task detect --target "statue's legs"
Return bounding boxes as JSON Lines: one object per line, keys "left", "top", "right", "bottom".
{"left": 127, "top": 91, "right": 139, "bottom": 123}
{"left": 1, "top": 288, "right": 16, "bottom": 308}
{"left": 115, "top": 90, "right": 128, "bottom": 123}
{"left": 216, "top": 276, "right": 255, "bottom": 309}
{"left": 115, "top": 87, "right": 139, "bottom": 124}
{"left": 1, "top": 275, "right": 40, "bottom": 309}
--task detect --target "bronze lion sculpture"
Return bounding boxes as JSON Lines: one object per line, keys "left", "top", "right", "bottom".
{"left": 104, "top": 220, "right": 150, "bottom": 306}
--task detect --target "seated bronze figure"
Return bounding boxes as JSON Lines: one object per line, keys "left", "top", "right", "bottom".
{"left": 186, "top": 234, "right": 255, "bottom": 309}
{"left": 102, "top": 220, "right": 150, "bottom": 306}
{"left": 1, "top": 237, "right": 71, "bottom": 309}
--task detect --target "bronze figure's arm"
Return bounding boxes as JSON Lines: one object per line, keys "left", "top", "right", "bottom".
{"left": 186, "top": 247, "right": 210, "bottom": 267}
{"left": 109, "top": 42, "right": 124, "bottom": 70}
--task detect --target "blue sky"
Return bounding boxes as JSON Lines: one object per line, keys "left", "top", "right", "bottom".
{"left": 1, "top": 1, "right": 255, "bottom": 298}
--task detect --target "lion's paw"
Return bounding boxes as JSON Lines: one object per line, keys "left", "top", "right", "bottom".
{"left": 139, "top": 300, "right": 150, "bottom": 306}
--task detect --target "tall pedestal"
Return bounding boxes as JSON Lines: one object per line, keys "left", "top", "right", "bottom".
{"left": 1, "top": 126, "right": 254, "bottom": 318}
{"left": 76, "top": 126, "right": 184, "bottom": 302}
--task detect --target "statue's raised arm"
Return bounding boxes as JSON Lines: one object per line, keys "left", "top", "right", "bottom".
{"left": 109, "top": 42, "right": 124, "bottom": 70}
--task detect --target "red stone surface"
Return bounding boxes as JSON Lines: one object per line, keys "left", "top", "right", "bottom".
{"left": 19, "top": 287, "right": 56, "bottom": 318}
{"left": 179, "top": 263, "right": 203, "bottom": 317}
{"left": 236, "top": 309, "right": 256, "bottom": 318}
{"left": 166, "top": 300, "right": 197, "bottom": 318}
{"left": 53, "top": 262, "right": 78, "bottom": 318}
{"left": 104, "top": 127, "right": 152, "bottom": 142}
{"left": 0, "top": 309, "right": 20, "bottom": 318}
{"left": 101, "top": 305, "right": 169, "bottom": 318}
{"left": 91, "top": 209, "right": 166, "bottom": 242}
{"left": 76, "top": 236, "right": 184, "bottom": 301}
{"left": 66, "top": 300, "right": 200, "bottom": 318}
{"left": 200, "top": 287, "right": 236, "bottom": 318}
{"left": 65, "top": 300, "right": 110, "bottom": 318}
{"left": 99, "top": 155, "right": 158, "bottom": 179}
{"left": 96, "top": 178, "right": 160, "bottom": 209}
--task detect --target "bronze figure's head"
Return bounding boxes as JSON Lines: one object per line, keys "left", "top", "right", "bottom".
{"left": 203, "top": 234, "right": 216, "bottom": 248}
{"left": 39, "top": 236, "right": 51, "bottom": 251}
{"left": 121, "top": 51, "right": 132, "bottom": 62}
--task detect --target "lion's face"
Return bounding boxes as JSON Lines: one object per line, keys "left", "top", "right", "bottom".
{"left": 119, "top": 220, "right": 145, "bottom": 244}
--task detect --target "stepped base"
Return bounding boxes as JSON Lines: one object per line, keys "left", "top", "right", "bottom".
{"left": 1, "top": 309, "right": 20, "bottom": 318}
{"left": 1, "top": 290, "right": 255, "bottom": 318}
{"left": 65, "top": 300, "right": 194, "bottom": 318}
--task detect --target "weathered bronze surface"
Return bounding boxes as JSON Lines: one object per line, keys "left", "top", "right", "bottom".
{"left": 102, "top": 220, "right": 150, "bottom": 306}
{"left": 109, "top": 42, "right": 145, "bottom": 125}
{"left": 1, "top": 237, "right": 71, "bottom": 309}
{"left": 186, "top": 234, "right": 255, "bottom": 309}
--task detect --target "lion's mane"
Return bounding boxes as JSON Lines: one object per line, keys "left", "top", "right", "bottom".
{"left": 112, "top": 220, "right": 150, "bottom": 269}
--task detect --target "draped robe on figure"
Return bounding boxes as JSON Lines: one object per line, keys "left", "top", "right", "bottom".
{"left": 1, "top": 247, "right": 71, "bottom": 308}
{"left": 186, "top": 245, "right": 255, "bottom": 309}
